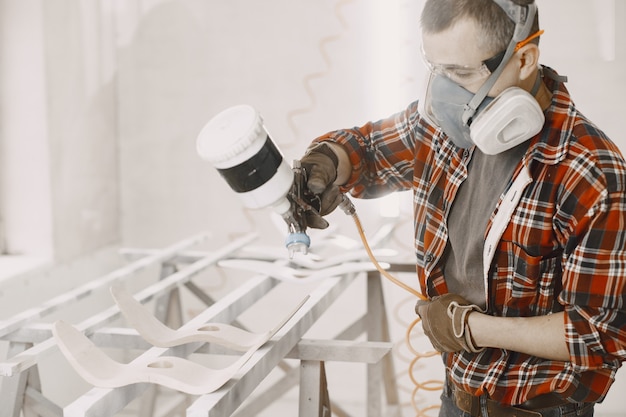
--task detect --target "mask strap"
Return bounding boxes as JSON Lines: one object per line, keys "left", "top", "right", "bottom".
{"left": 462, "top": 2, "right": 537, "bottom": 126}
{"left": 542, "top": 66, "right": 568, "bottom": 83}
{"left": 462, "top": 39, "right": 516, "bottom": 125}
{"left": 530, "top": 70, "right": 542, "bottom": 96}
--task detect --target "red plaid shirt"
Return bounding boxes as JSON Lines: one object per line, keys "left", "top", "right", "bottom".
{"left": 312, "top": 67, "right": 626, "bottom": 405}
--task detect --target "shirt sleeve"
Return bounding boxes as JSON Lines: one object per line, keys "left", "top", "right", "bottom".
{"left": 309, "top": 100, "right": 431, "bottom": 198}
{"left": 558, "top": 140, "right": 626, "bottom": 372}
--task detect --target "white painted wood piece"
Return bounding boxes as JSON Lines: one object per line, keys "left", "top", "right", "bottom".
{"left": 286, "top": 339, "right": 392, "bottom": 364}
{"left": 244, "top": 220, "right": 397, "bottom": 261}
{"left": 299, "top": 360, "right": 330, "bottom": 417}
{"left": 120, "top": 247, "right": 396, "bottom": 271}
{"left": 0, "top": 232, "right": 211, "bottom": 340}
{"left": 120, "top": 222, "right": 398, "bottom": 271}
{"left": 61, "top": 262, "right": 393, "bottom": 416}
{"left": 52, "top": 296, "right": 307, "bottom": 395}
{"left": 230, "top": 339, "right": 393, "bottom": 417}
{"left": 217, "top": 259, "right": 386, "bottom": 283}
{"left": 0, "top": 233, "right": 257, "bottom": 377}
{"left": 110, "top": 285, "right": 271, "bottom": 351}
{"left": 186, "top": 274, "right": 357, "bottom": 417}
{"left": 287, "top": 248, "right": 396, "bottom": 270}
{"left": 64, "top": 273, "right": 279, "bottom": 417}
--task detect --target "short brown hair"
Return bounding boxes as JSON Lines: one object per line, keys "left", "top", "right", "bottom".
{"left": 421, "top": 0, "right": 540, "bottom": 55}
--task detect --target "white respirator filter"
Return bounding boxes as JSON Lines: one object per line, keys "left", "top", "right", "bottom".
{"left": 470, "top": 87, "right": 545, "bottom": 155}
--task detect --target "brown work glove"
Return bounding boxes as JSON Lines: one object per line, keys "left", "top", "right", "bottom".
{"left": 299, "top": 143, "right": 343, "bottom": 229}
{"left": 415, "top": 294, "right": 484, "bottom": 353}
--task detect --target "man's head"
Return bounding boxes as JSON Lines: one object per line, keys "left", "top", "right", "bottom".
{"left": 421, "top": 0, "right": 541, "bottom": 96}
{"left": 422, "top": 0, "right": 539, "bottom": 57}
{"left": 420, "top": 0, "right": 548, "bottom": 154}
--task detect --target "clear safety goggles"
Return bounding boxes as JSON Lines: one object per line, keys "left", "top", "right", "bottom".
{"left": 421, "top": 30, "right": 544, "bottom": 86}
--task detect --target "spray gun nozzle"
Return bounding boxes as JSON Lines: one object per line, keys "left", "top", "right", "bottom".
{"left": 285, "top": 232, "right": 311, "bottom": 258}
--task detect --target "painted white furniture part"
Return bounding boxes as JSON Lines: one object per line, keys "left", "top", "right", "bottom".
{"left": 217, "top": 259, "right": 387, "bottom": 283}
{"left": 52, "top": 296, "right": 306, "bottom": 395}
{"left": 0, "top": 233, "right": 256, "bottom": 378}
{"left": 62, "top": 270, "right": 363, "bottom": 417}
{"left": 185, "top": 275, "right": 357, "bottom": 417}
{"left": 53, "top": 320, "right": 255, "bottom": 396}
{"left": 0, "top": 232, "right": 210, "bottom": 340}
{"left": 110, "top": 285, "right": 274, "bottom": 351}
{"left": 62, "top": 273, "right": 281, "bottom": 417}
{"left": 186, "top": 268, "right": 404, "bottom": 417}
{"left": 2, "top": 226, "right": 404, "bottom": 417}
{"left": 0, "top": 233, "right": 256, "bottom": 417}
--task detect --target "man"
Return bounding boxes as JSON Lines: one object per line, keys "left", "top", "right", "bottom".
{"left": 298, "top": 0, "right": 626, "bottom": 416}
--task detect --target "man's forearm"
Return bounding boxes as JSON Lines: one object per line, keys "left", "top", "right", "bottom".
{"left": 468, "top": 311, "right": 571, "bottom": 361}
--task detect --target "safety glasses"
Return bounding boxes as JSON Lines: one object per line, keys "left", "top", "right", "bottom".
{"left": 421, "top": 48, "right": 504, "bottom": 85}
{"left": 421, "top": 30, "right": 544, "bottom": 86}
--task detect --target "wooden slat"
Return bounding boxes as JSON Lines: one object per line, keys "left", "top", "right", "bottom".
{"left": 287, "top": 339, "right": 392, "bottom": 364}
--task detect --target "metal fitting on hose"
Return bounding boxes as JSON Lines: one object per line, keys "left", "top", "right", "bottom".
{"left": 338, "top": 194, "right": 356, "bottom": 216}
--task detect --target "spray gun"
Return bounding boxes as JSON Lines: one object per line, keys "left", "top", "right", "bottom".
{"left": 196, "top": 104, "right": 316, "bottom": 258}
{"left": 196, "top": 104, "right": 422, "bottom": 297}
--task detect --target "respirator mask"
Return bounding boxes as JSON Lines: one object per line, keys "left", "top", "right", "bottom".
{"left": 423, "top": 0, "right": 545, "bottom": 155}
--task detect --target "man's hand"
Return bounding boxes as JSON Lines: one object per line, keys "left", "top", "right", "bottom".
{"left": 415, "top": 294, "right": 484, "bottom": 353}
{"left": 299, "top": 143, "right": 343, "bottom": 229}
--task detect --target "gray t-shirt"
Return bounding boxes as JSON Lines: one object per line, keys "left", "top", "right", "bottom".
{"left": 443, "top": 143, "right": 527, "bottom": 308}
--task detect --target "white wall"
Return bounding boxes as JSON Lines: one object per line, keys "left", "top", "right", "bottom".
{"left": 0, "top": 0, "right": 120, "bottom": 264}
{"left": 0, "top": 0, "right": 624, "bottom": 415}
{"left": 0, "top": 0, "right": 53, "bottom": 258}
{"left": 116, "top": 0, "right": 424, "bottom": 249}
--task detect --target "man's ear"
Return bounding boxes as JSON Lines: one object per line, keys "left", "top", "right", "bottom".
{"left": 517, "top": 43, "right": 540, "bottom": 81}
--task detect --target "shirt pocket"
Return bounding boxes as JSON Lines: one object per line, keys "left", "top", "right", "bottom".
{"left": 492, "top": 241, "right": 564, "bottom": 317}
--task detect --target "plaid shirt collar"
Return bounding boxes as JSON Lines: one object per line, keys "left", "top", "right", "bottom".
{"left": 525, "top": 66, "right": 572, "bottom": 166}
